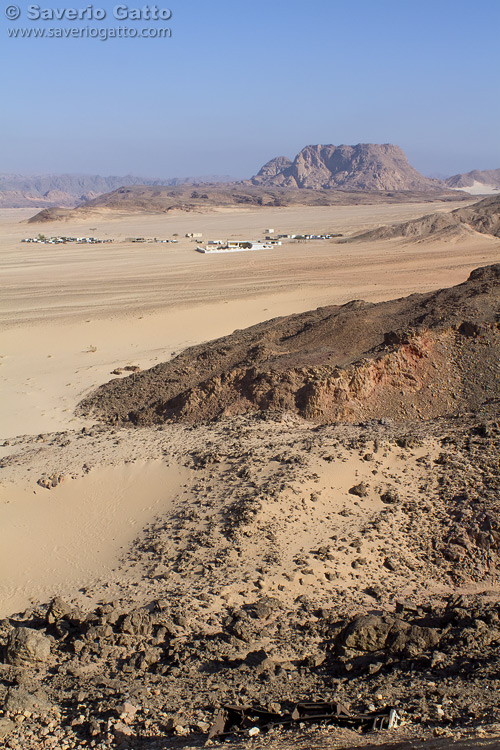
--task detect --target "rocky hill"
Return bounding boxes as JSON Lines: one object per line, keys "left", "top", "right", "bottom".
{"left": 27, "top": 182, "right": 462, "bottom": 223}
{"left": 0, "top": 172, "right": 235, "bottom": 208}
{"left": 79, "top": 264, "right": 500, "bottom": 427}
{"left": 445, "top": 168, "right": 500, "bottom": 194}
{"left": 352, "top": 195, "right": 500, "bottom": 241}
{"left": 251, "top": 144, "right": 444, "bottom": 192}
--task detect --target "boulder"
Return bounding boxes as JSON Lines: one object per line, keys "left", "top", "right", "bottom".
{"left": 342, "top": 615, "right": 394, "bottom": 651}
{"left": 46, "top": 597, "right": 82, "bottom": 625}
{"left": 0, "top": 718, "right": 15, "bottom": 739}
{"left": 401, "top": 625, "right": 441, "bottom": 657}
{"left": 254, "top": 597, "right": 281, "bottom": 619}
{"left": 349, "top": 482, "right": 369, "bottom": 497}
{"left": 6, "top": 628, "right": 51, "bottom": 665}
{"left": 5, "top": 686, "right": 52, "bottom": 714}
{"left": 120, "top": 611, "right": 152, "bottom": 636}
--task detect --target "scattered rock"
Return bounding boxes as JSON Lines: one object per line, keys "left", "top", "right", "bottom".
{"left": 36, "top": 473, "right": 65, "bottom": 489}
{"left": 349, "top": 482, "right": 369, "bottom": 497}
{"left": 254, "top": 597, "right": 281, "bottom": 619}
{"left": 380, "top": 488, "right": 399, "bottom": 504}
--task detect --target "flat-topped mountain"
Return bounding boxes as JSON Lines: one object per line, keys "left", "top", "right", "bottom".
{"left": 252, "top": 143, "right": 444, "bottom": 192}
{"left": 445, "top": 168, "right": 500, "bottom": 195}
{"left": 352, "top": 194, "right": 500, "bottom": 241}
{"left": 80, "top": 264, "right": 500, "bottom": 427}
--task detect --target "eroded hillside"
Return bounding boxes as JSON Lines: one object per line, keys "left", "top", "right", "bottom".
{"left": 79, "top": 265, "right": 500, "bottom": 427}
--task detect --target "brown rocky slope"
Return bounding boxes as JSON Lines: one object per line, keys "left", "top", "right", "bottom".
{"left": 79, "top": 264, "right": 500, "bottom": 427}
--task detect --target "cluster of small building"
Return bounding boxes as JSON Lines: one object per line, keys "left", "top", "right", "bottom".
{"left": 22, "top": 236, "right": 112, "bottom": 244}
{"left": 196, "top": 239, "right": 282, "bottom": 254}
{"left": 22, "top": 228, "right": 342, "bottom": 254}
{"left": 125, "top": 237, "right": 175, "bottom": 243}
{"left": 195, "top": 228, "right": 342, "bottom": 254}
{"left": 268, "top": 232, "right": 342, "bottom": 240}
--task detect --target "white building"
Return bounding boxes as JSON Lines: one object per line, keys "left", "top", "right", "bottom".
{"left": 196, "top": 239, "right": 280, "bottom": 254}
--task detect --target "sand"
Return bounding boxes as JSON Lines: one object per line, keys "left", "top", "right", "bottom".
{"left": 450, "top": 180, "right": 500, "bottom": 195}
{"left": 0, "top": 460, "right": 187, "bottom": 618}
{"left": 0, "top": 199, "right": 499, "bottom": 615}
{"left": 2, "top": 201, "right": 500, "bottom": 749}
{"left": 1, "top": 201, "right": 498, "bottom": 439}
{"left": 0, "top": 413, "right": 462, "bottom": 620}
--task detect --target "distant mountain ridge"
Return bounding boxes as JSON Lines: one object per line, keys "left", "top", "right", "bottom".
{"left": 4, "top": 153, "right": 500, "bottom": 210}
{"left": 0, "top": 172, "right": 235, "bottom": 208}
{"left": 251, "top": 143, "right": 444, "bottom": 192}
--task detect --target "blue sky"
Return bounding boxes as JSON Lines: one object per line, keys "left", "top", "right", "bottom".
{"left": 2, "top": 0, "right": 499, "bottom": 178}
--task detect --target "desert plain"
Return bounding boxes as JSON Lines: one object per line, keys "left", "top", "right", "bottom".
{"left": 1, "top": 199, "right": 492, "bottom": 438}
{"left": 1, "top": 198, "right": 500, "bottom": 749}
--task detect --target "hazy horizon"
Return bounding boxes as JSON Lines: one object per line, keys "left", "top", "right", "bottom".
{"left": 1, "top": 152, "right": 499, "bottom": 184}
{"left": 2, "top": 0, "right": 499, "bottom": 178}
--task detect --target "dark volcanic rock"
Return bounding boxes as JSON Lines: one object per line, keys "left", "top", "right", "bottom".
{"left": 349, "top": 482, "right": 369, "bottom": 497}
{"left": 2, "top": 594, "right": 500, "bottom": 747}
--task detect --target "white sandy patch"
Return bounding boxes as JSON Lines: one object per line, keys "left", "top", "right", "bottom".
{"left": 450, "top": 180, "right": 500, "bottom": 195}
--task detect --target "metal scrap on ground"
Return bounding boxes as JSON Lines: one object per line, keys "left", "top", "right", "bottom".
{"left": 208, "top": 701, "right": 399, "bottom": 739}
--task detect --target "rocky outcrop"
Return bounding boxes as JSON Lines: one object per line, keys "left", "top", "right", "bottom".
{"left": 252, "top": 143, "right": 444, "bottom": 192}
{"left": 26, "top": 207, "right": 74, "bottom": 223}
{"left": 254, "top": 155, "right": 293, "bottom": 179}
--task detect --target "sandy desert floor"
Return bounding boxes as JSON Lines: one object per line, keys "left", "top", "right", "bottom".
{"left": 1, "top": 200, "right": 498, "bottom": 440}
{"left": 1, "top": 201, "right": 500, "bottom": 749}
{"left": 1, "top": 200, "right": 499, "bottom": 608}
